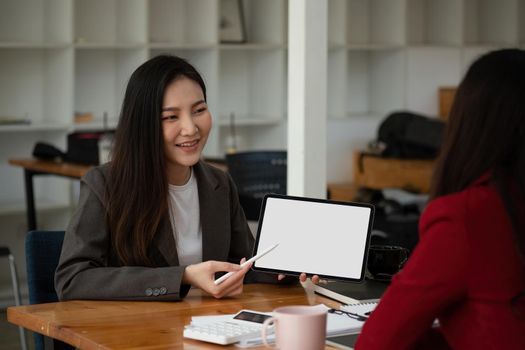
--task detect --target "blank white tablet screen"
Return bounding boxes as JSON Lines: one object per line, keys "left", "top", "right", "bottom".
{"left": 253, "top": 196, "right": 372, "bottom": 280}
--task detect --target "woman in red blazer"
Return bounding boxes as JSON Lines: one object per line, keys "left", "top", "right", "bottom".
{"left": 356, "top": 49, "right": 525, "bottom": 349}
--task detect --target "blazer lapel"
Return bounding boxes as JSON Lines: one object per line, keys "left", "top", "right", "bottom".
{"left": 156, "top": 218, "right": 180, "bottom": 266}
{"left": 194, "top": 161, "right": 230, "bottom": 262}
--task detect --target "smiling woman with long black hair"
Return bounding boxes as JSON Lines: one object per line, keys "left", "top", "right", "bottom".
{"left": 356, "top": 49, "right": 525, "bottom": 349}
{"left": 54, "top": 55, "right": 298, "bottom": 301}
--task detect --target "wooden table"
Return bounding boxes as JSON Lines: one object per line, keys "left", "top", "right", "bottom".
{"left": 8, "top": 158, "right": 92, "bottom": 231}
{"left": 7, "top": 284, "right": 343, "bottom": 350}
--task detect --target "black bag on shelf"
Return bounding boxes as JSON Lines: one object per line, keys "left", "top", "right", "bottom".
{"left": 377, "top": 111, "right": 445, "bottom": 159}
{"left": 32, "top": 142, "right": 66, "bottom": 161}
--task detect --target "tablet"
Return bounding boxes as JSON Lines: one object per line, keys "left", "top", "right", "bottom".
{"left": 251, "top": 194, "right": 374, "bottom": 282}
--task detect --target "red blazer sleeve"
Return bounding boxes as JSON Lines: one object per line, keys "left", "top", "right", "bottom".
{"left": 356, "top": 197, "right": 469, "bottom": 350}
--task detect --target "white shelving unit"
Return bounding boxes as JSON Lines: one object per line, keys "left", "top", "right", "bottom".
{"left": 328, "top": 0, "right": 523, "bottom": 121}
{"left": 0, "top": 0, "right": 288, "bottom": 218}
{"left": 325, "top": 0, "right": 522, "bottom": 182}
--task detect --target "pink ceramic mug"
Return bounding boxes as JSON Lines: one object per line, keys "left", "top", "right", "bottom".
{"left": 261, "top": 305, "right": 327, "bottom": 350}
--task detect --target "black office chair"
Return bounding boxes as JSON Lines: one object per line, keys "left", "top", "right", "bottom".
{"left": 226, "top": 151, "right": 287, "bottom": 221}
{"left": 0, "top": 245, "right": 27, "bottom": 350}
{"left": 25, "top": 231, "right": 74, "bottom": 350}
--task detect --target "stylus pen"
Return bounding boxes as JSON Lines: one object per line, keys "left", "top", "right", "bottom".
{"left": 214, "top": 243, "right": 279, "bottom": 285}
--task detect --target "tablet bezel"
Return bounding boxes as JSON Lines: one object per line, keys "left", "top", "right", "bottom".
{"left": 251, "top": 194, "right": 375, "bottom": 283}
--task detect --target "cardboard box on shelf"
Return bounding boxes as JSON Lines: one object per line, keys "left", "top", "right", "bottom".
{"left": 352, "top": 151, "right": 435, "bottom": 194}
{"left": 439, "top": 87, "right": 456, "bottom": 121}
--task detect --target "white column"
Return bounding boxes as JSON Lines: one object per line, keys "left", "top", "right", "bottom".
{"left": 287, "top": 0, "right": 327, "bottom": 198}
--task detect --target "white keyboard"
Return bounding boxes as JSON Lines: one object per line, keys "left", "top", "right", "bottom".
{"left": 183, "top": 310, "right": 273, "bottom": 345}
{"left": 184, "top": 320, "right": 263, "bottom": 345}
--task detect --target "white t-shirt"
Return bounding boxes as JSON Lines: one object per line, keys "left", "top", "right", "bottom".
{"left": 167, "top": 169, "right": 203, "bottom": 266}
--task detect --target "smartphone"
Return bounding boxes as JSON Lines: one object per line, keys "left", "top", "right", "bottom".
{"left": 232, "top": 310, "right": 273, "bottom": 324}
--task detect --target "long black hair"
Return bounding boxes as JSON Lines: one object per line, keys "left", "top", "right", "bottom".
{"left": 431, "top": 49, "right": 525, "bottom": 311}
{"left": 107, "top": 55, "right": 207, "bottom": 266}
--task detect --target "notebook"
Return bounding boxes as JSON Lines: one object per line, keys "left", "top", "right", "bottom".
{"left": 313, "top": 280, "right": 387, "bottom": 305}
{"left": 342, "top": 301, "right": 441, "bottom": 328}
{"left": 341, "top": 301, "right": 379, "bottom": 318}
{"left": 252, "top": 194, "right": 375, "bottom": 282}
{"left": 324, "top": 302, "right": 379, "bottom": 350}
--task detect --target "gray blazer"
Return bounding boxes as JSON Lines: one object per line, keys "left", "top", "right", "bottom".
{"left": 55, "top": 160, "right": 266, "bottom": 301}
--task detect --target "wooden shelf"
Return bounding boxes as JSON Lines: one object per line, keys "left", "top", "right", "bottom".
{"left": 328, "top": 150, "right": 435, "bottom": 201}
{"left": 352, "top": 151, "right": 435, "bottom": 193}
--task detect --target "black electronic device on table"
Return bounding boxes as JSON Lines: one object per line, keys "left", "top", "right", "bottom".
{"left": 326, "top": 333, "right": 360, "bottom": 349}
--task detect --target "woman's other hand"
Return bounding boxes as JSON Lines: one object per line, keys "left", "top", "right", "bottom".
{"left": 182, "top": 258, "right": 251, "bottom": 298}
{"left": 300, "top": 273, "right": 320, "bottom": 284}
{"left": 276, "top": 273, "right": 320, "bottom": 284}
